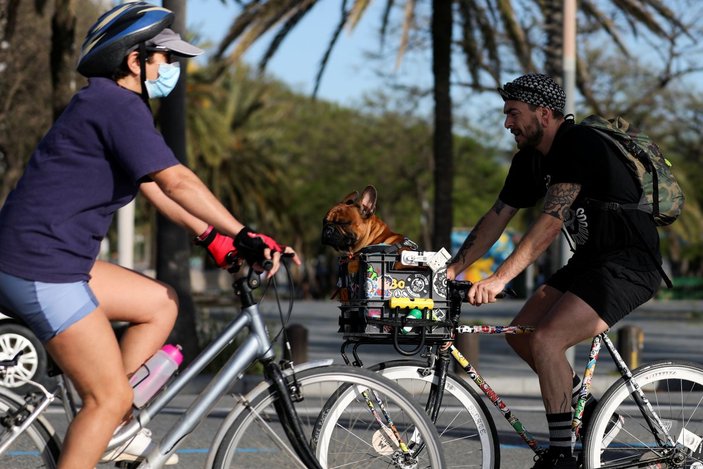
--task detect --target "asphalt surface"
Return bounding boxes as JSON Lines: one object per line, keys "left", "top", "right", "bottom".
{"left": 34, "top": 297, "right": 703, "bottom": 468}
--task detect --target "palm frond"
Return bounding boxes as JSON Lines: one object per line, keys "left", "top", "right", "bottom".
{"left": 394, "top": 0, "right": 415, "bottom": 70}
{"left": 495, "top": 0, "right": 532, "bottom": 71}
{"left": 313, "top": 2, "right": 349, "bottom": 97}
{"left": 612, "top": 0, "right": 671, "bottom": 39}
{"left": 259, "top": 0, "right": 317, "bottom": 72}
{"left": 581, "top": 0, "right": 631, "bottom": 55}
{"left": 347, "top": 0, "right": 371, "bottom": 31}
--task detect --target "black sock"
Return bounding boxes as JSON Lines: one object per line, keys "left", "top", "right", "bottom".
{"left": 546, "top": 412, "right": 573, "bottom": 455}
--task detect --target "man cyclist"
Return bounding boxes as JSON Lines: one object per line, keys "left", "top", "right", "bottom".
{"left": 447, "top": 73, "right": 662, "bottom": 468}
{"left": 0, "top": 3, "right": 299, "bottom": 468}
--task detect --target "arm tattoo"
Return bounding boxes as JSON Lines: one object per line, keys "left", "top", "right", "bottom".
{"left": 451, "top": 200, "right": 516, "bottom": 265}
{"left": 450, "top": 216, "right": 485, "bottom": 265}
{"left": 492, "top": 199, "right": 517, "bottom": 216}
{"left": 543, "top": 183, "right": 581, "bottom": 220}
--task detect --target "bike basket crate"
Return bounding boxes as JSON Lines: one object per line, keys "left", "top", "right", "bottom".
{"left": 335, "top": 250, "right": 454, "bottom": 344}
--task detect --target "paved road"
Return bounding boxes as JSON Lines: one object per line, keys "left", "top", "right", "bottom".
{"left": 38, "top": 298, "right": 703, "bottom": 468}
{"left": 249, "top": 297, "right": 703, "bottom": 395}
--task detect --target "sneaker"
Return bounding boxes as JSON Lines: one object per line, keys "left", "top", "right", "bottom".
{"left": 101, "top": 428, "right": 179, "bottom": 465}
{"left": 531, "top": 450, "right": 579, "bottom": 469}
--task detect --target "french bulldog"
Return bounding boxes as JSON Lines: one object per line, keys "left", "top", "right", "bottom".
{"left": 322, "top": 185, "right": 416, "bottom": 255}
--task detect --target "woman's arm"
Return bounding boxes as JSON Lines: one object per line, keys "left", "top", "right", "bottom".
{"left": 144, "top": 164, "right": 244, "bottom": 237}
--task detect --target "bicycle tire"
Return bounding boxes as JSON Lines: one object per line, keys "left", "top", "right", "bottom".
{"left": 583, "top": 360, "right": 703, "bottom": 468}
{"left": 210, "top": 365, "right": 445, "bottom": 468}
{"left": 0, "top": 387, "right": 61, "bottom": 468}
{"left": 368, "top": 360, "right": 500, "bottom": 469}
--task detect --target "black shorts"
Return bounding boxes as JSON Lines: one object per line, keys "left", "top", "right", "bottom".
{"left": 545, "top": 261, "right": 661, "bottom": 327}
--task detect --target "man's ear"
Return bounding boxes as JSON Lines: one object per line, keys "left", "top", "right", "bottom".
{"left": 538, "top": 107, "right": 552, "bottom": 127}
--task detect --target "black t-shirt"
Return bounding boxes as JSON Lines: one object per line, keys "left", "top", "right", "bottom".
{"left": 499, "top": 120, "right": 660, "bottom": 271}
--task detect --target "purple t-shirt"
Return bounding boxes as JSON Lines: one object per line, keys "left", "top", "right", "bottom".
{"left": 0, "top": 78, "right": 179, "bottom": 282}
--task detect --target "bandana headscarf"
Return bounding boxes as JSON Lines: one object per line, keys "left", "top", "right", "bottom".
{"left": 498, "top": 74, "right": 566, "bottom": 114}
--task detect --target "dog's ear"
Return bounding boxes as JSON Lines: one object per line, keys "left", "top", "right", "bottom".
{"left": 358, "top": 185, "right": 377, "bottom": 218}
{"left": 342, "top": 191, "right": 359, "bottom": 205}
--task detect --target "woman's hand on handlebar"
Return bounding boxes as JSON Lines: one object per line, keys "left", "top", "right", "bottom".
{"left": 233, "top": 227, "right": 301, "bottom": 278}
{"left": 263, "top": 245, "right": 301, "bottom": 278}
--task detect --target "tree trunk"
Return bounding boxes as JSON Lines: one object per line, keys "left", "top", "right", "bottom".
{"left": 50, "top": 0, "right": 75, "bottom": 119}
{"left": 157, "top": 0, "right": 199, "bottom": 364}
{"left": 431, "top": 0, "right": 453, "bottom": 251}
{"left": 542, "top": 0, "right": 563, "bottom": 82}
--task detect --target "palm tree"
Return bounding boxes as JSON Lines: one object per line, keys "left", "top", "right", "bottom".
{"left": 187, "top": 61, "right": 297, "bottom": 235}
{"left": 209, "top": 0, "right": 691, "bottom": 252}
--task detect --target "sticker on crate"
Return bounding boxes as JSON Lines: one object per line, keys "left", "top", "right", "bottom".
{"left": 364, "top": 267, "right": 441, "bottom": 299}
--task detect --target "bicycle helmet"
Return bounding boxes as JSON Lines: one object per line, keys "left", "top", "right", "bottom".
{"left": 77, "top": 2, "right": 173, "bottom": 78}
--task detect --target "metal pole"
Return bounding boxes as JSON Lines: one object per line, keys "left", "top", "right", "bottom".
{"left": 563, "top": 0, "right": 577, "bottom": 367}
{"left": 117, "top": 201, "right": 135, "bottom": 269}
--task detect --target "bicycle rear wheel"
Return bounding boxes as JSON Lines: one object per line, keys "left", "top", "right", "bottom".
{"left": 0, "top": 388, "right": 61, "bottom": 468}
{"left": 210, "top": 365, "right": 445, "bottom": 468}
{"left": 370, "top": 360, "right": 500, "bottom": 468}
{"left": 583, "top": 360, "right": 703, "bottom": 468}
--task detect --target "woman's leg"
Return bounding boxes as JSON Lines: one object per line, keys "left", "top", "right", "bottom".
{"left": 45, "top": 309, "right": 133, "bottom": 469}
{"left": 88, "top": 260, "right": 179, "bottom": 374}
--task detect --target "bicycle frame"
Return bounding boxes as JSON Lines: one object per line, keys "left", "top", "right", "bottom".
{"left": 0, "top": 269, "right": 324, "bottom": 469}
{"left": 113, "top": 272, "right": 322, "bottom": 468}
{"left": 340, "top": 275, "right": 682, "bottom": 462}
{"left": 449, "top": 323, "right": 678, "bottom": 456}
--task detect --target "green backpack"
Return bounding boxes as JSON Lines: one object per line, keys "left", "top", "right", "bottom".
{"left": 579, "top": 115, "right": 685, "bottom": 226}
{"left": 579, "top": 115, "right": 685, "bottom": 288}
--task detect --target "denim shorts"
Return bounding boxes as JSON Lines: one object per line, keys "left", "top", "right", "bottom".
{"left": 0, "top": 270, "right": 98, "bottom": 342}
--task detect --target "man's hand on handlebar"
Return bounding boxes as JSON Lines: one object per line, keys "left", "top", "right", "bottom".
{"left": 467, "top": 275, "right": 507, "bottom": 306}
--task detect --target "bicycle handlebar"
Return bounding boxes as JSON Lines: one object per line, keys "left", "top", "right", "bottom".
{"left": 447, "top": 279, "right": 516, "bottom": 302}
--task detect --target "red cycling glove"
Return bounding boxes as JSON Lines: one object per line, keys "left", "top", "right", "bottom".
{"left": 233, "top": 226, "right": 284, "bottom": 266}
{"left": 194, "top": 226, "right": 237, "bottom": 268}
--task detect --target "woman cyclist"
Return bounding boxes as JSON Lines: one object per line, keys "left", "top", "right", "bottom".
{"left": 0, "top": 3, "right": 299, "bottom": 468}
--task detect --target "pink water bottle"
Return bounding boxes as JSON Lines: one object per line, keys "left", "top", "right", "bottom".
{"left": 129, "top": 344, "right": 183, "bottom": 408}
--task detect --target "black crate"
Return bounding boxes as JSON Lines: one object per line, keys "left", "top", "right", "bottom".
{"left": 336, "top": 250, "right": 454, "bottom": 343}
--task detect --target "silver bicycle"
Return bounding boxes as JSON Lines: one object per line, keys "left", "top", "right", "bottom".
{"left": 0, "top": 262, "right": 446, "bottom": 468}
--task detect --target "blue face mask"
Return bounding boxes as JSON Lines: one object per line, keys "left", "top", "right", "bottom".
{"left": 144, "top": 62, "right": 180, "bottom": 99}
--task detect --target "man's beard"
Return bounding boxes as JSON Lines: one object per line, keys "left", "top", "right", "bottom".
{"left": 517, "top": 116, "right": 543, "bottom": 149}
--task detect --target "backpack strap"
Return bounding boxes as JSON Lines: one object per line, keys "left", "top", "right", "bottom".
{"left": 583, "top": 198, "right": 673, "bottom": 289}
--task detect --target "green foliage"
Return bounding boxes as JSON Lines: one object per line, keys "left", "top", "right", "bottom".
{"left": 185, "top": 63, "right": 506, "bottom": 281}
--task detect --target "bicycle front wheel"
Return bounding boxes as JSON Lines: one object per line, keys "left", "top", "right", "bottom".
{"left": 583, "top": 360, "right": 703, "bottom": 468}
{"left": 0, "top": 388, "right": 61, "bottom": 468}
{"left": 370, "top": 360, "right": 500, "bottom": 469}
{"left": 211, "top": 365, "right": 445, "bottom": 468}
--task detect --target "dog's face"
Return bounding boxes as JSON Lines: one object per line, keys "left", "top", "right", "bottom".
{"left": 322, "top": 185, "right": 403, "bottom": 254}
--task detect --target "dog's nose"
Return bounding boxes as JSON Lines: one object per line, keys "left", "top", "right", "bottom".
{"left": 323, "top": 224, "right": 335, "bottom": 237}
